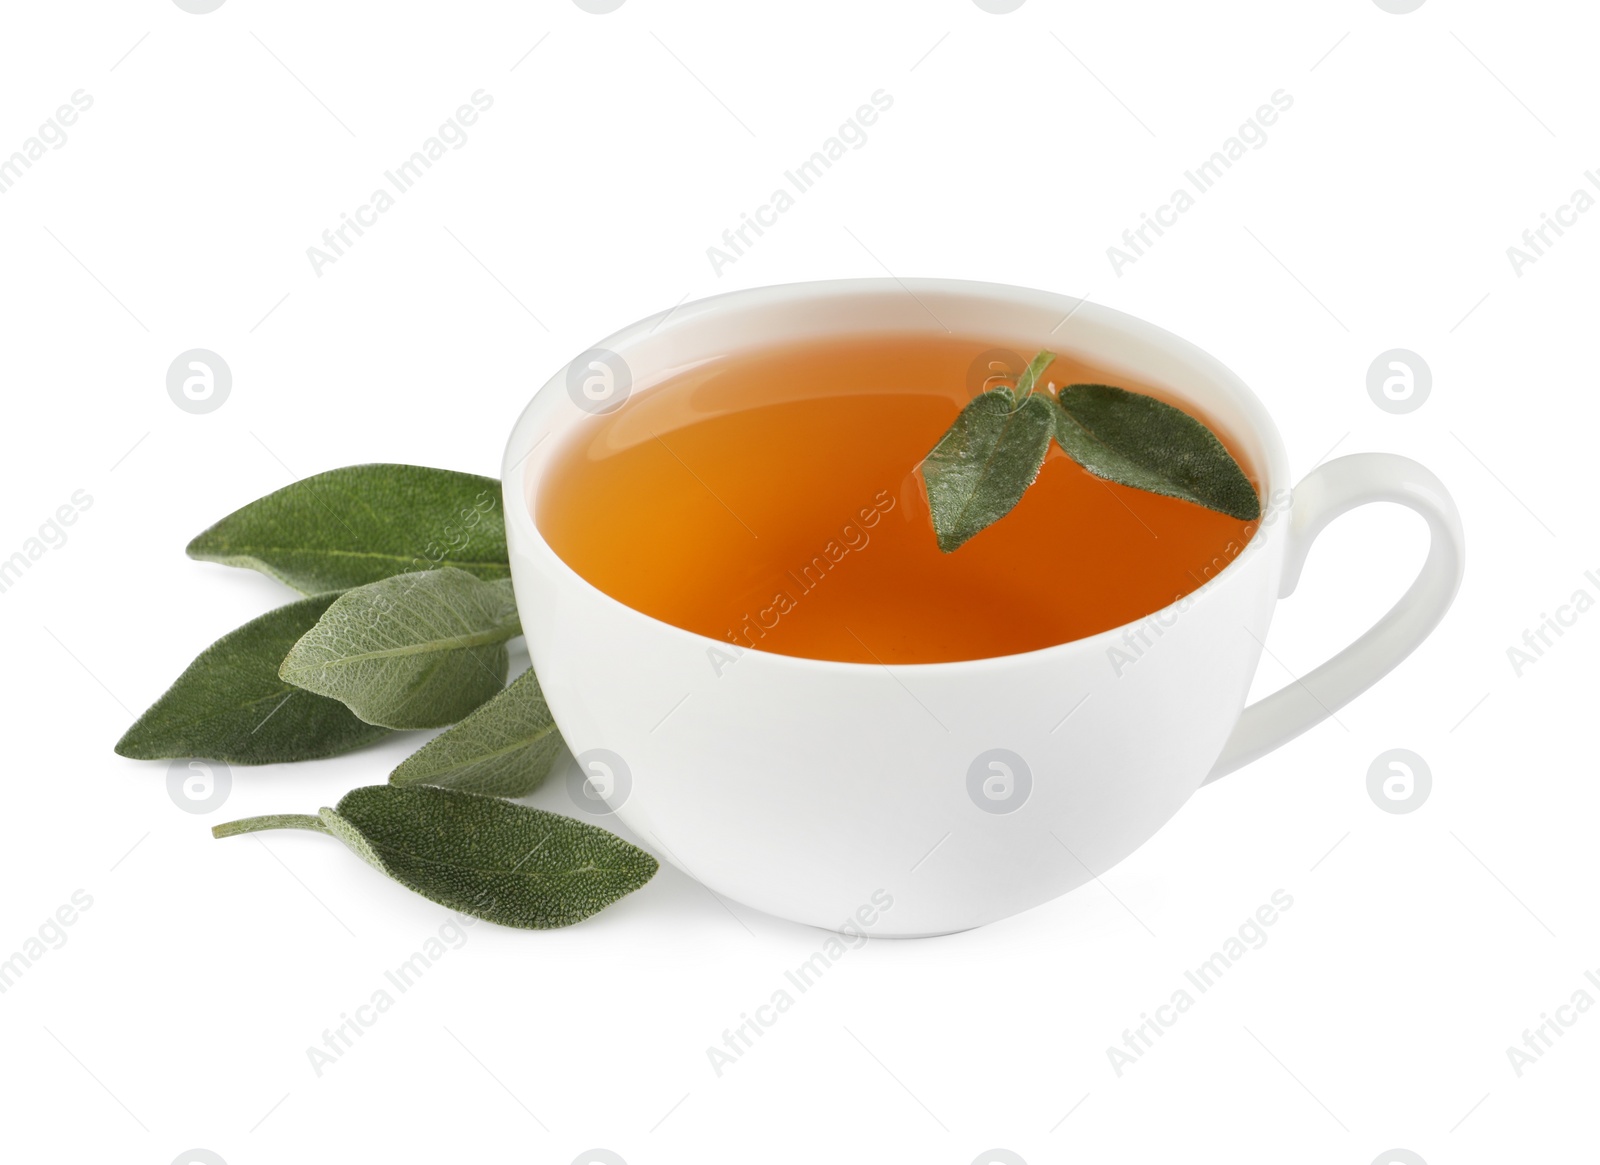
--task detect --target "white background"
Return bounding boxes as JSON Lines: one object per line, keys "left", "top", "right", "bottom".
{"left": 1, "top": 1, "right": 1595, "bottom": 1163}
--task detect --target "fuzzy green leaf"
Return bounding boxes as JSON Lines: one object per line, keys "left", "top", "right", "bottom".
{"left": 115, "top": 594, "right": 392, "bottom": 764}
{"left": 279, "top": 568, "right": 522, "bottom": 730}
{"left": 1053, "top": 386, "right": 1260, "bottom": 520}
{"left": 921, "top": 389, "right": 1056, "bottom": 552}
{"left": 389, "top": 668, "right": 566, "bottom": 797}
{"left": 213, "top": 785, "right": 659, "bottom": 929}
{"left": 186, "top": 463, "right": 508, "bottom": 594}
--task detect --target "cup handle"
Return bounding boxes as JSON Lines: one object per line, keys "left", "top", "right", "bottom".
{"left": 1203, "top": 452, "right": 1466, "bottom": 784}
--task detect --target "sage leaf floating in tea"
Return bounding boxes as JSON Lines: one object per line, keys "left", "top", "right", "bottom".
{"left": 279, "top": 567, "right": 522, "bottom": 730}
{"left": 389, "top": 667, "right": 566, "bottom": 797}
{"left": 922, "top": 349, "right": 1260, "bottom": 551}
{"left": 1052, "top": 384, "right": 1261, "bottom": 521}
{"left": 212, "top": 785, "right": 659, "bottom": 929}
{"left": 921, "top": 390, "right": 1057, "bottom": 553}
{"left": 115, "top": 593, "right": 392, "bottom": 764}
{"left": 186, "top": 463, "right": 509, "bottom": 594}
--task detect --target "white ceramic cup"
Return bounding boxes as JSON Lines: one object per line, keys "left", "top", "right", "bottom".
{"left": 502, "top": 279, "right": 1465, "bottom": 937}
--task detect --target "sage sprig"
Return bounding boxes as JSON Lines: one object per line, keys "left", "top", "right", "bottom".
{"left": 120, "top": 462, "right": 664, "bottom": 932}
{"left": 213, "top": 785, "right": 658, "bottom": 929}
{"left": 921, "top": 351, "right": 1261, "bottom": 551}
{"left": 389, "top": 667, "right": 564, "bottom": 797}
{"left": 115, "top": 593, "right": 392, "bottom": 764}
{"left": 279, "top": 568, "right": 521, "bottom": 729}
{"left": 187, "top": 464, "right": 509, "bottom": 594}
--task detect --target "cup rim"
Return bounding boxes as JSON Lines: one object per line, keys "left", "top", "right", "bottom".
{"left": 502, "top": 277, "right": 1291, "bottom": 674}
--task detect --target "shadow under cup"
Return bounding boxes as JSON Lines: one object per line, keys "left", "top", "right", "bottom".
{"left": 503, "top": 279, "right": 1294, "bottom": 937}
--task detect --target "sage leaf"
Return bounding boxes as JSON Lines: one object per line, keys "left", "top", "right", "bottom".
{"left": 115, "top": 594, "right": 392, "bottom": 764}
{"left": 212, "top": 785, "right": 659, "bottom": 929}
{"left": 921, "top": 390, "right": 1056, "bottom": 552}
{"left": 1053, "top": 386, "right": 1260, "bottom": 520}
{"left": 279, "top": 567, "right": 522, "bottom": 729}
{"left": 390, "top": 667, "right": 565, "bottom": 797}
{"left": 186, "top": 463, "right": 509, "bottom": 594}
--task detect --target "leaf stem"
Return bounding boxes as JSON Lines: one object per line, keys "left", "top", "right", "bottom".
{"left": 212, "top": 813, "right": 329, "bottom": 840}
{"left": 1012, "top": 350, "right": 1057, "bottom": 404}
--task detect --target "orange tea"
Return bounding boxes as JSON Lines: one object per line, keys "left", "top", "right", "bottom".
{"left": 536, "top": 334, "right": 1260, "bottom": 664}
